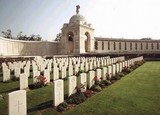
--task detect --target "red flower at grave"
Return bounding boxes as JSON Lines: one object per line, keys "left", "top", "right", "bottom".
{"left": 40, "top": 76, "right": 47, "bottom": 84}
{"left": 94, "top": 76, "right": 98, "bottom": 81}
{"left": 94, "top": 76, "right": 100, "bottom": 85}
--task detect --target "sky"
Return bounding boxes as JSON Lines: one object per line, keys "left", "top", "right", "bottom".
{"left": 0, "top": 0, "right": 160, "bottom": 41}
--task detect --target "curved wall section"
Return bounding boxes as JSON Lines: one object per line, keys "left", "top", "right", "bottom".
{"left": 0, "top": 36, "right": 59, "bottom": 56}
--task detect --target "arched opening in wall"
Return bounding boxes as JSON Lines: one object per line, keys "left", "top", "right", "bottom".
{"left": 67, "top": 32, "right": 74, "bottom": 53}
{"left": 84, "top": 32, "right": 90, "bottom": 52}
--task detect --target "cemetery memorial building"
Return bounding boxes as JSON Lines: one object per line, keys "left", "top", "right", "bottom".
{"left": 0, "top": 6, "right": 160, "bottom": 56}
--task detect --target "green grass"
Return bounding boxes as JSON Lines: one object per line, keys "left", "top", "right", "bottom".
{"left": 65, "top": 61, "right": 160, "bottom": 115}
{"left": 0, "top": 61, "right": 160, "bottom": 115}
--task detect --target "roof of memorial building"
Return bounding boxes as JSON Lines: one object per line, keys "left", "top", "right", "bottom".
{"left": 69, "top": 14, "right": 86, "bottom": 23}
{"left": 69, "top": 5, "right": 86, "bottom": 24}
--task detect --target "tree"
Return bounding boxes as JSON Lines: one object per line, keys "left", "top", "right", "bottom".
{"left": 1, "top": 29, "right": 12, "bottom": 39}
{"left": 55, "top": 33, "right": 62, "bottom": 41}
{"left": 2, "top": 29, "right": 42, "bottom": 41}
{"left": 17, "top": 32, "right": 23, "bottom": 40}
{"left": 141, "top": 37, "right": 152, "bottom": 40}
{"left": 36, "top": 34, "right": 42, "bottom": 41}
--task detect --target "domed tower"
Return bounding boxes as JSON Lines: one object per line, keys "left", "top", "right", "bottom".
{"left": 60, "top": 5, "right": 95, "bottom": 54}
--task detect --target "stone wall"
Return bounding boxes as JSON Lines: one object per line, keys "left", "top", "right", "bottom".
{"left": 95, "top": 37, "right": 160, "bottom": 54}
{"left": 0, "top": 36, "right": 59, "bottom": 56}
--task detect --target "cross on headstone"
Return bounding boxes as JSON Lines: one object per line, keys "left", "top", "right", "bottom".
{"left": 15, "top": 100, "right": 23, "bottom": 112}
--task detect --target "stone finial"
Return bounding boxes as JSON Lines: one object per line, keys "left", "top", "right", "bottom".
{"left": 76, "top": 5, "right": 80, "bottom": 14}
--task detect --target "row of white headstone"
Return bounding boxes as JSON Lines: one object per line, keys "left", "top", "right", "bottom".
{"left": 7, "top": 56, "right": 143, "bottom": 115}
{"left": 2, "top": 56, "right": 125, "bottom": 90}
{"left": 2, "top": 61, "right": 30, "bottom": 82}
{"left": 53, "top": 56, "right": 144, "bottom": 106}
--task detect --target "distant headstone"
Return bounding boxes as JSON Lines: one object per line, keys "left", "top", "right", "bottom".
{"left": 116, "top": 63, "right": 119, "bottom": 73}
{"left": 8, "top": 62, "right": 14, "bottom": 71}
{"left": 90, "top": 61, "right": 93, "bottom": 70}
{"left": 84, "top": 62, "right": 89, "bottom": 72}
{"left": 24, "top": 66, "right": 30, "bottom": 78}
{"left": 124, "top": 61, "right": 128, "bottom": 67}
{"left": 68, "top": 65, "right": 73, "bottom": 76}
{"left": 33, "top": 71, "right": 40, "bottom": 83}
{"left": 14, "top": 68, "right": 21, "bottom": 78}
{"left": 8, "top": 90, "right": 27, "bottom": 115}
{"left": 97, "top": 61, "right": 100, "bottom": 67}
{"left": 74, "top": 64, "right": 79, "bottom": 75}
{"left": 119, "top": 62, "right": 123, "bottom": 72}
{"left": 53, "top": 67, "right": 59, "bottom": 80}
{"left": 107, "top": 66, "right": 112, "bottom": 79}
{"left": 44, "top": 69, "right": 50, "bottom": 83}
{"left": 0, "top": 95, "right": 3, "bottom": 100}
{"left": 112, "top": 64, "right": 116, "bottom": 76}
{"left": 80, "top": 63, "right": 84, "bottom": 71}
{"left": 53, "top": 79, "right": 64, "bottom": 106}
{"left": 96, "top": 69, "right": 102, "bottom": 80}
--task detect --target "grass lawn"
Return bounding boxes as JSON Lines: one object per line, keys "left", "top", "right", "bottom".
{"left": 65, "top": 61, "right": 160, "bottom": 115}
{"left": 0, "top": 61, "right": 160, "bottom": 115}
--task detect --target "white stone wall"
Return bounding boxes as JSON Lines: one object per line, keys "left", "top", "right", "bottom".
{"left": 0, "top": 36, "right": 59, "bottom": 56}
{"left": 95, "top": 38, "right": 160, "bottom": 54}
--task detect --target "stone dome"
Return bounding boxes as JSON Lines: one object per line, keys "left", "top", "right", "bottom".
{"left": 69, "top": 14, "right": 86, "bottom": 24}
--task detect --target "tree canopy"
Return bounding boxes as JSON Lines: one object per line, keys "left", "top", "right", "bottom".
{"left": 1, "top": 29, "right": 42, "bottom": 41}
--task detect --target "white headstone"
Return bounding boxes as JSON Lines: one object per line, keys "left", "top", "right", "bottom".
{"left": 20, "top": 74, "right": 28, "bottom": 90}
{"left": 112, "top": 64, "right": 116, "bottom": 76}
{"left": 80, "top": 63, "right": 84, "bottom": 71}
{"left": 68, "top": 76, "right": 77, "bottom": 96}
{"left": 44, "top": 69, "right": 50, "bottom": 83}
{"left": 14, "top": 68, "right": 21, "bottom": 78}
{"left": 125, "top": 61, "right": 128, "bottom": 67}
{"left": 88, "top": 71, "right": 95, "bottom": 88}
{"left": 3, "top": 68, "right": 10, "bottom": 82}
{"left": 89, "top": 62, "right": 93, "bottom": 70}
{"left": 53, "top": 79, "right": 64, "bottom": 106}
{"left": 68, "top": 65, "right": 73, "bottom": 76}
{"left": 119, "top": 62, "right": 123, "bottom": 72}
{"left": 8, "top": 90, "right": 27, "bottom": 115}
{"left": 84, "top": 62, "right": 89, "bottom": 72}
{"left": 32, "top": 65, "right": 38, "bottom": 72}
{"left": 24, "top": 66, "right": 30, "bottom": 78}
{"left": 8, "top": 62, "right": 14, "bottom": 71}
{"left": 93, "top": 61, "right": 97, "bottom": 69}
{"left": 97, "top": 61, "right": 100, "bottom": 67}
{"left": 116, "top": 63, "right": 120, "bottom": 73}
{"left": 74, "top": 64, "right": 79, "bottom": 75}
{"left": 107, "top": 66, "right": 112, "bottom": 79}
{"left": 102, "top": 67, "right": 107, "bottom": 80}
{"left": 80, "top": 73, "right": 87, "bottom": 92}
{"left": 53, "top": 67, "right": 59, "bottom": 80}
{"left": 96, "top": 69, "right": 102, "bottom": 80}
{"left": 33, "top": 71, "right": 40, "bottom": 83}
{"left": 61, "top": 66, "right": 66, "bottom": 79}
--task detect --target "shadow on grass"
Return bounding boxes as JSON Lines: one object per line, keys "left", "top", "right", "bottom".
{"left": 0, "top": 87, "right": 19, "bottom": 93}
{"left": 27, "top": 100, "right": 53, "bottom": 113}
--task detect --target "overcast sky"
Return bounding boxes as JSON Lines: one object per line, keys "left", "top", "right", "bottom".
{"left": 0, "top": 0, "right": 160, "bottom": 40}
